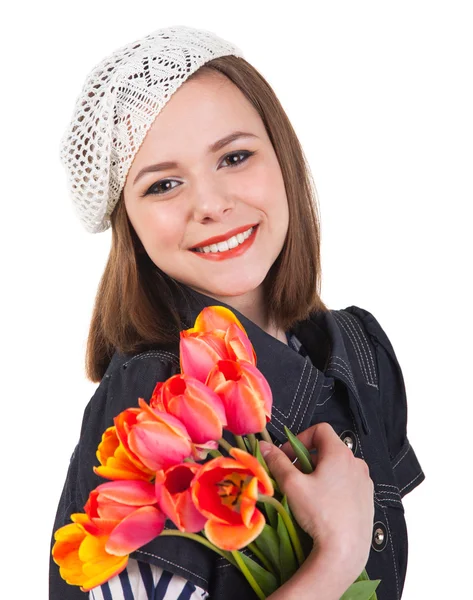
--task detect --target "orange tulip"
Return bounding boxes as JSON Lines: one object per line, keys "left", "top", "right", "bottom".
{"left": 180, "top": 306, "right": 256, "bottom": 384}
{"left": 115, "top": 404, "right": 193, "bottom": 472}
{"left": 191, "top": 447, "right": 274, "bottom": 550}
{"left": 52, "top": 514, "right": 128, "bottom": 592}
{"left": 152, "top": 374, "right": 227, "bottom": 445}
{"left": 155, "top": 462, "right": 207, "bottom": 533}
{"left": 94, "top": 426, "right": 154, "bottom": 482}
{"left": 85, "top": 480, "right": 166, "bottom": 555}
{"left": 206, "top": 359, "right": 273, "bottom": 435}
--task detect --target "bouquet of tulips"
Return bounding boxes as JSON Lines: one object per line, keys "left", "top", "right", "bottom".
{"left": 52, "top": 306, "right": 380, "bottom": 599}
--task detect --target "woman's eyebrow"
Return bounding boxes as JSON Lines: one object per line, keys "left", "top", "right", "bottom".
{"left": 132, "top": 131, "right": 259, "bottom": 185}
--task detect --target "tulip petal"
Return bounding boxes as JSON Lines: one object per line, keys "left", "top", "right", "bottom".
{"left": 174, "top": 492, "right": 208, "bottom": 533}
{"left": 53, "top": 522, "right": 85, "bottom": 545}
{"left": 167, "top": 395, "right": 223, "bottom": 444}
{"left": 95, "top": 480, "right": 157, "bottom": 506}
{"left": 106, "top": 506, "right": 165, "bottom": 555}
{"left": 93, "top": 465, "right": 152, "bottom": 482}
{"left": 204, "top": 509, "right": 266, "bottom": 550}
{"left": 193, "top": 306, "right": 247, "bottom": 334}
{"left": 229, "top": 448, "right": 274, "bottom": 496}
{"left": 191, "top": 460, "right": 249, "bottom": 525}
{"left": 180, "top": 335, "right": 226, "bottom": 382}
{"left": 225, "top": 323, "right": 256, "bottom": 364}
{"left": 149, "top": 383, "right": 165, "bottom": 410}
{"left": 80, "top": 555, "right": 129, "bottom": 591}
{"left": 239, "top": 476, "right": 258, "bottom": 528}
{"left": 128, "top": 421, "right": 192, "bottom": 471}
{"left": 183, "top": 377, "right": 227, "bottom": 426}
{"left": 95, "top": 426, "right": 153, "bottom": 481}
{"left": 220, "top": 377, "right": 266, "bottom": 435}
{"left": 241, "top": 363, "right": 273, "bottom": 419}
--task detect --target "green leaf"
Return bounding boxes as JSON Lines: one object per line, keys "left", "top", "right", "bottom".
{"left": 263, "top": 501, "right": 278, "bottom": 530}
{"left": 253, "top": 524, "right": 280, "bottom": 579}
{"left": 277, "top": 513, "right": 298, "bottom": 583}
{"left": 351, "top": 569, "right": 379, "bottom": 600}
{"left": 238, "top": 551, "right": 278, "bottom": 597}
{"left": 284, "top": 425, "right": 314, "bottom": 473}
{"left": 339, "top": 580, "right": 381, "bottom": 600}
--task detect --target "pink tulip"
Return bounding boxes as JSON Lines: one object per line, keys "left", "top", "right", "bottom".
{"left": 155, "top": 463, "right": 207, "bottom": 533}
{"left": 120, "top": 403, "right": 194, "bottom": 472}
{"left": 84, "top": 481, "right": 165, "bottom": 555}
{"left": 206, "top": 359, "right": 273, "bottom": 435}
{"left": 152, "top": 374, "right": 227, "bottom": 446}
{"left": 180, "top": 306, "right": 256, "bottom": 384}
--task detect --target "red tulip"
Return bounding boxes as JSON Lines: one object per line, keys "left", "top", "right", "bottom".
{"left": 155, "top": 462, "right": 207, "bottom": 533}
{"left": 206, "top": 359, "right": 273, "bottom": 435}
{"left": 191, "top": 448, "right": 274, "bottom": 550}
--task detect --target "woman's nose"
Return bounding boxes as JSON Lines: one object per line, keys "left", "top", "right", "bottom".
{"left": 191, "top": 182, "right": 236, "bottom": 222}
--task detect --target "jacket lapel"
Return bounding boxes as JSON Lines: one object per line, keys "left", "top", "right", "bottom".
{"left": 172, "top": 285, "right": 370, "bottom": 442}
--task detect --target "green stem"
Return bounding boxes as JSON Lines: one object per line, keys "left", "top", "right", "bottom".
{"left": 258, "top": 495, "right": 305, "bottom": 566}
{"left": 247, "top": 434, "right": 257, "bottom": 454}
{"left": 248, "top": 542, "right": 276, "bottom": 576}
{"left": 160, "top": 530, "right": 237, "bottom": 567}
{"left": 209, "top": 449, "right": 223, "bottom": 458}
{"left": 218, "top": 437, "right": 234, "bottom": 453}
{"left": 260, "top": 427, "right": 273, "bottom": 444}
{"left": 234, "top": 435, "right": 247, "bottom": 452}
{"left": 231, "top": 550, "right": 266, "bottom": 600}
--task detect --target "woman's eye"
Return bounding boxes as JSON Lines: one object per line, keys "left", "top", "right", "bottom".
{"left": 143, "top": 150, "right": 255, "bottom": 196}
{"left": 220, "top": 150, "right": 254, "bottom": 168}
{"left": 144, "top": 179, "right": 180, "bottom": 196}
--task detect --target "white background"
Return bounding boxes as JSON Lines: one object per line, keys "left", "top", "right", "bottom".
{"left": 2, "top": 1, "right": 471, "bottom": 598}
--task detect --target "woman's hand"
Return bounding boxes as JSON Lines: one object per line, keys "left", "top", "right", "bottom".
{"left": 260, "top": 422, "right": 375, "bottom": 585}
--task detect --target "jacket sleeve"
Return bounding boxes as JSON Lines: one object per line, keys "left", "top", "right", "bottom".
{"left": 345, "top": 306, "right": 426, "bottom": 499}
{"left": 49, "top": 350, "right": 181, "bottom": 599}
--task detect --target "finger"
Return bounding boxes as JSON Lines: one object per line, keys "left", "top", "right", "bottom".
{"left": 259, "top": 441, "right": 298, "bottom": 488}
{"left": 279, "top": 422, "right": 346, "bottom": 462}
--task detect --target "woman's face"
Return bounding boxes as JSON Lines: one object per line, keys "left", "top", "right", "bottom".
{"left": 123, "top": 71, "right": 289, "bottom": 302}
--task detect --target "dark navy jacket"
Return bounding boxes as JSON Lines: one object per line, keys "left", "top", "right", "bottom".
{"left": 49, "top": 286, "right": 425, "bottom": 599}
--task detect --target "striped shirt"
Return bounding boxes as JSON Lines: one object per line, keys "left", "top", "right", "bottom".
{"left": 89, "top": 559, "right": 208, "bottom": 600}
{"left": 89, "top": 331, "right": 331, "bottom": 600}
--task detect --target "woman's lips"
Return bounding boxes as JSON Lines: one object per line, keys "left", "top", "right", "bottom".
{"left": 189, "top": 225, "right": 259, "bottom": 261}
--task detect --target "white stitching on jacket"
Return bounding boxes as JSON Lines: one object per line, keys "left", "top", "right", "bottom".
{"left": 333, "top": 312, "right": 377, "bottom": 387}
{"left": 134, "top": 550, "right": 208, "bottom": 584}
{"left": 338, "top": 311, "right": 378, "bottom": 385}
{"left": 392, "top": 442, "right": 412, "bottom": 469}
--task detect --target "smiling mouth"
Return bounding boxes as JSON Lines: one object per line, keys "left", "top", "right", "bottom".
{"left": 190, "top": 225, "right": 257, "bottom": 254}
{"left": 189, "top": 224, "right": 259, "bottom": 260}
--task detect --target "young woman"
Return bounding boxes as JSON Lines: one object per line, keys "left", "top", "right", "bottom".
{"left": 50, "top": 25, "right": 425, "bottom": 600}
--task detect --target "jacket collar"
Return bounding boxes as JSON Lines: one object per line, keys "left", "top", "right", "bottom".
{"left": 171, "top": 284, "right": 370, "bottom": 440}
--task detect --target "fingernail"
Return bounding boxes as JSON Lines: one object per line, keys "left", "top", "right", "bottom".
{"left": 259, "top": 441, "right": 272, "bottom": 457}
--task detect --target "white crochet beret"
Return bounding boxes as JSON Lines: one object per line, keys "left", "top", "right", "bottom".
{"left": 59, "top": 25, "right": 245, "bottom": 233}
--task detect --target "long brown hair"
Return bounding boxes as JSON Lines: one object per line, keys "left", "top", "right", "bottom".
{"left": 85, "top": 55, "right": 329, "bottom": 382}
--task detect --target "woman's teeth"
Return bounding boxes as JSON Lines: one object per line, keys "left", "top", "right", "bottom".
{"left": 194, "top": 226, "right": 254, "bottom": 253}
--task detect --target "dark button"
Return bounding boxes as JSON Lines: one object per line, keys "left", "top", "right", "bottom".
{"left": 340, "top": 430, "right": 357, "bottom": 454}
{"left": 371, "top": 521, "right": 388, "bottom": 552}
